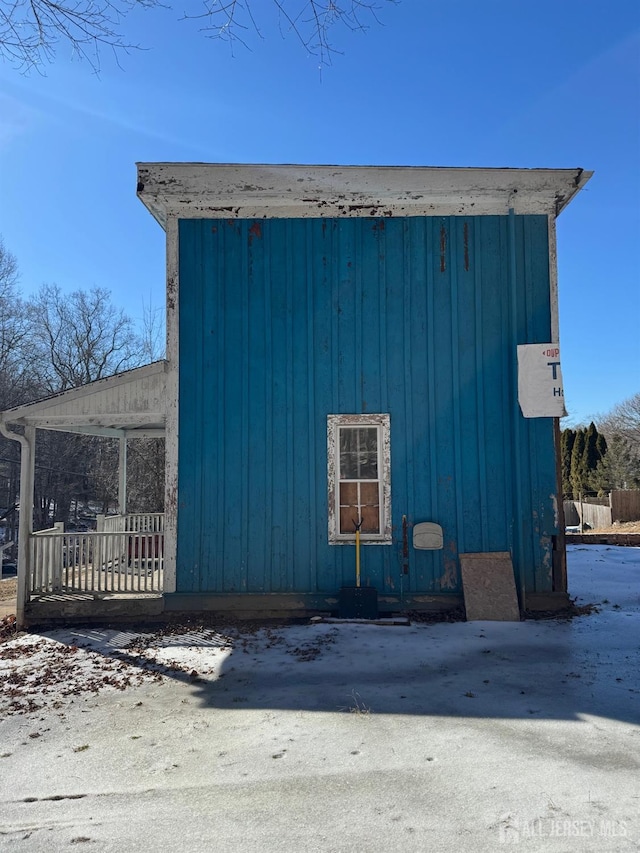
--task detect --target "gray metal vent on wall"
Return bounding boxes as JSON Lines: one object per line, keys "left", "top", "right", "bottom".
{"left": 413, "top": 522, "right": 444, "bottom": 550}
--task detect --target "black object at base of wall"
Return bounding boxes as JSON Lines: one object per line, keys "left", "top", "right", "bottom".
{"left": 338, "top": 586, "right": 378, "bottom": 620}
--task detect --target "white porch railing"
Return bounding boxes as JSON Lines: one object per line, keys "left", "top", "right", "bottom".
{"left": 29, "top": 515, "right": 164, "bottom": 596}
{"left": 98, "top": 512, "right": 165, "bottom": 533}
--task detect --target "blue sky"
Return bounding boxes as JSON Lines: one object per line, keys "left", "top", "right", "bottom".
{"left": 1, "top": 0, "right": 638, "bottom": 425}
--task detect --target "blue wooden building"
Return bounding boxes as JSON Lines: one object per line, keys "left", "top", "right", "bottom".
{"left": 137, "top": 164, "right": 591, "bottom": 617}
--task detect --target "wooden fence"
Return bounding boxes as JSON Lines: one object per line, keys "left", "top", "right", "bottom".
{"left": 563, "top": 490, "right": 640, "bottom": 529}
{"left": 610, "top": 490, "right": 640, "bottom": 522}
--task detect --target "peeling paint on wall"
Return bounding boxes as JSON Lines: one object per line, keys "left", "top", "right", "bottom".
{"left": 541, "top": 535, "right": 553, "bottom": 581}
{"left": 439, "top": 558, "right": 459, "bottom": 590}
{"left": 167, "top": 274, "right": 177, "bottom": 312}
{"left": 440, "top": 540, "right": 459, "bottom": 590}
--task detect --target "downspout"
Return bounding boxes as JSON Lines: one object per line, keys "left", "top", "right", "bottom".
{"left": 0, "top": 420, "right": 35, "bottom": 628}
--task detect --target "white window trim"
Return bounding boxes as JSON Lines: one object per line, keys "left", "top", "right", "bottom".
{"left": 327, "top": 413, "right": 392, "bottom": 545}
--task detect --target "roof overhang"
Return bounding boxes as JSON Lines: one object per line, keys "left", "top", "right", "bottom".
{"left": 0, "top": 361, "right": 167, "bottom": 438}
{"left": 136, "top": 163, "right": 592, "bottom": 229}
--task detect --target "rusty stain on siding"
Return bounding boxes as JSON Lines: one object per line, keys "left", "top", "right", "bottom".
{"left": 440, "top": 225, "right": 447, "bottom": 272}
{"left": 463, "top": 221, "right": 470, "bottom": 271}
{"left": 248, "top": 221, "right": 262, "bottom": 244}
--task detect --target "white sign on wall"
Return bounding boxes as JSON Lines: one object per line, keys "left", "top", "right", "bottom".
{"left": 517, "top": 344, "right": 567, "bottom": 418}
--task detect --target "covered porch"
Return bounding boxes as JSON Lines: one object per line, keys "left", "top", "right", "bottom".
{"left": 0, "top": 361, "right": 168, "bottom": 625}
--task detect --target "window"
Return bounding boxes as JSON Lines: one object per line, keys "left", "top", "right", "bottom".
{"left": 327, "top": 414, "right": 391, "bottom": 544}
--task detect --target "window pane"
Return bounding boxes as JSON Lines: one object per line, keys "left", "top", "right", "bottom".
{"left": 339, "top": 484, "right": 359, "bottom": 533}
{"left": 339, "top": 482, "right": 380, "bottom": 535}
{"left": 339, "top": 427, "right": 378, "bottom": 479}
{"left": 340, "top": 506, "right": 359, "bottom": 535}
{"left": 360, "top": 504, "right": 380, "bottom": 534}
{"left": 360, "top": 481, "right": 379, "bottom": 506}
{"left": 339, "top": 482, "right": 358, "bottom": 506}
{"left": 340, "top": 503, "right": 380, "bottom": 535}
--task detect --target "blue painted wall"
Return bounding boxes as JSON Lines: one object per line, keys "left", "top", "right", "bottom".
{"left": 177, "top": 215, "right": 558, "bottom": 597}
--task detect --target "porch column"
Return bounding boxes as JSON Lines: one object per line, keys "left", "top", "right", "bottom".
{"left": 16, "top": 426, "right": 35, "bottom": 628}
{"left": 118, "top": 434, "right": 127, "bottom": 515}
{"left": 163, "top": 214, "right": 179, "bottom": 593}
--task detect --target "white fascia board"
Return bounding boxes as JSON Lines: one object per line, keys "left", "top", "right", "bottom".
{"left": 38, "top": 425, "right": 127, "bottom": 438}
{"left": 23, "top": 414, "right": 165, "bottom": 428}
{"left": 42, "top": 426, "right": 165, "bottom": 438}
{"left": 136, "top": 163, "right": 593, "bottom": 228}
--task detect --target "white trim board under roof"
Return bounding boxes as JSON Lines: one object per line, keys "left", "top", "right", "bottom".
{"left": 136, "top": 163, "right": 593, "bottom": 228}
{"left": 0, "top": 361, "right": 167, "bottom": 438}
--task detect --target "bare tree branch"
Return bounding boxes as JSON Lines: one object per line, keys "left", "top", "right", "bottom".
{"left": 0, "top": 0, "right": 157, "bottom": 72}
{"left": 0, "top": 0, "right": 397, "bottom": 72}
{"left": 190, "top": 1, "right": 397, "bottom": 66}
{"left": 0, "top": 238, "right": 18, "bottom": 291}
{"left": 139, "top": 295, "right": 166, "bottom": 362}
{"left": 597, "top": 392, "right": 640, "bottom": 455}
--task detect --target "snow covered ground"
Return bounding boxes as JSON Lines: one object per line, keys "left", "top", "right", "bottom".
{"left": 0, "top": 545, "right": 638, "bottom": 852}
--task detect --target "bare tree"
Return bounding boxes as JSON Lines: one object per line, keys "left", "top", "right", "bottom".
{"left": 126, "top": 437, "right": 165, "bottom": 511}
{"left": 0, "top": 237, "right": 18, "bottom": 291}
{"left": 1, "top": 0, "right": 396, "bottom": 72}
{"left": 23, "top": 284, "right": 144, "bottom": 524}
{"left": 27, "top": 284, "right": 141, "bottom": 392}
{"left": 139, "top": 295, "right": 165, "bottom": 363}
{"left": 0, "top": 244, "right": 166, "bottom": 530}
{"left": 0, "top": 238, "right": 27, "bottom": 548}
{"left": 87, "top": 436, "right": 119, "bottom": 513}
{"left": 0, "top": 238, "right": 33, "bottom": 409}
{"left": 597, "top": 392, "right": 640, "bottom": 455}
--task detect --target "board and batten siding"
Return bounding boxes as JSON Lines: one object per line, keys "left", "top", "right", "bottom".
{"left": 176, "top": 214, "right": 557, "bottom": 598}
